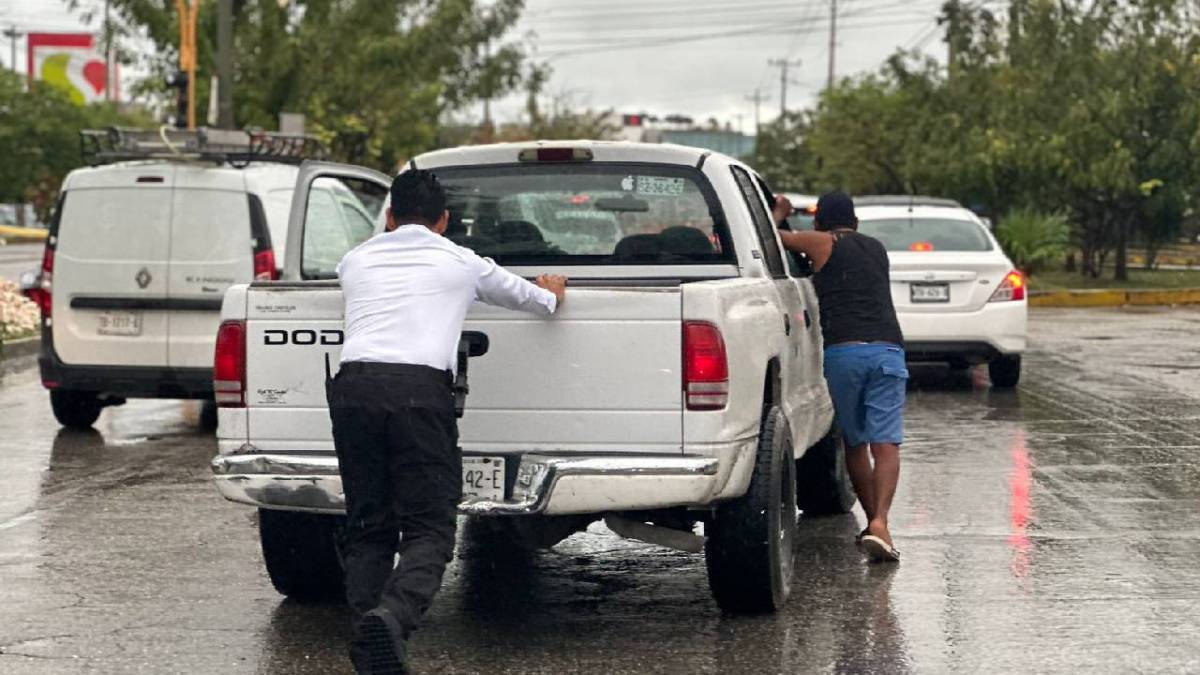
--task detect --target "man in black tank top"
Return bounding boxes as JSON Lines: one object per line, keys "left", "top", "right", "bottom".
{"left": 776, "top": 191, "right": 906, "bottom": 563}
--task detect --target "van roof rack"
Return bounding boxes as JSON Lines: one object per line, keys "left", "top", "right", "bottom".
{"left": 854, "top": 195, "right": 963, "bottom": 209}
{"left": 81, "top": 126, "right": 329, "bottom": 168}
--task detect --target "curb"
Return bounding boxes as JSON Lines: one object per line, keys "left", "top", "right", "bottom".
{"left": 0, "top": 335, "right": 40, "bottom": 361}
{"left": 0, "top": 225, "right": 49, "bottom": 244}
{"left": 1030, "top": 288, "right": 1200, "bottom": 308}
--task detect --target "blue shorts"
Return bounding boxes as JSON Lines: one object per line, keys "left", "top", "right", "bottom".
{"left": 823, "top": 343, "right": 909, "bottom": 447}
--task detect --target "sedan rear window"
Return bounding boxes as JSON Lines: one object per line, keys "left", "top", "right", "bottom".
{"left": 434, "top": 164, "right": 734, "bottom": 265}
{"left": 858, "top": 217, "right": 993, "bottom": 252}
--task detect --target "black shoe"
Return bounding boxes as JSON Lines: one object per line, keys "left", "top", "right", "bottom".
{"left": 350, "top": 608, "right": 409, "bottom": 675}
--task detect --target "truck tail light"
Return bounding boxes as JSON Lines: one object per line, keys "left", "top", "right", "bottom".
{"left": 683, "top": 321, "right": 728, "bottom": 411}
{"left": 989, "top": 270, "right": 1026, "bottom": 302}
{"left": 23, "top": 245, "right": 55, "bottom": 319}
{"left": 253, "top": 249, "right": 278, "bottom": 280}
{"left": 214, "top": 320, "right": 247, "bottom": 407}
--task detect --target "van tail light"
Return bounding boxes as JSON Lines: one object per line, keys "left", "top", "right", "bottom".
{"left": 23, "top": 245, "right": 55, "bottom": 318}
{"left": 214, "top": 320, "right": 247, "bottom": 407}
{"left": 253, "top": 249, "right": 278, "bottom": 281}
{"left": 683, "top": 321, "right": 729, "bottom": 411}
{"left": 990, "top": 270, "right": 1026, "bottom": 302}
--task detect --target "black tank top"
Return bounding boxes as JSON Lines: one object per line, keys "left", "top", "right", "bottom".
{"left": 813, "top": 231, "right": 904, "bottom": 346}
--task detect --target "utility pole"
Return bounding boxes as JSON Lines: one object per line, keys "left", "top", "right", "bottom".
{"left": 827, "top": 0, "right": 837, "bottom": 89}
{"left": 103, "top": 0, "right": 113, "bottom": 101}
{"left": 744, "top": 89, "right": 770, "bottom": 134}
{"left": 767, "top": 57, "right": 802, "bottom": 119}
{"left": 3, "top": 26, "right": 22, "bottom": 85}
{"left": 216, "top": 0, "right": 234, "bottom": 128}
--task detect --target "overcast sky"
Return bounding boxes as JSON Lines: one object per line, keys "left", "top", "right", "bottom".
{"left": 4, "top": 0, "right": 954, "bottom": 134}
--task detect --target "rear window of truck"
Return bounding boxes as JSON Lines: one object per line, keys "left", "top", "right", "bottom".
{"left": 435, "top": 163, "right": 735, "bottom": 266}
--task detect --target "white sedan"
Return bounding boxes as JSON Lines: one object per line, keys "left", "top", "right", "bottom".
{"left": 854, "top": 196, "right": 1027, "bottom": 387}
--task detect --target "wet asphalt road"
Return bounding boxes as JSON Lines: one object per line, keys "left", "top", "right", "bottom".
{"left": 3, "top": 307, "right": 1200, "bottom": 674}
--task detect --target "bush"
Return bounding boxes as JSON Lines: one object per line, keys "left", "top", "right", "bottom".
{"left": 996, "top": 209, "right": 1071, "bottom": 274}
{"left": 1, "top": 279, "right": 40, "bottom": 341}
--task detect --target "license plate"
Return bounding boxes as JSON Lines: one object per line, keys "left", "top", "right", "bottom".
{"left": 910, "top": 283, "right": 950, "bottom": 303}
{"left": 462, "top": 456, "right": 505, "bottom": 502}
{"left": 96, "top": 311, "right": 143, "bottom": 336}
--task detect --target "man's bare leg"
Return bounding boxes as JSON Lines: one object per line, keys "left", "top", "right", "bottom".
{"left": 866, "top": 442, "right": 900, "bottom": 546}
{"left": 844, "top": 442, "right": 876, "bottom": 523}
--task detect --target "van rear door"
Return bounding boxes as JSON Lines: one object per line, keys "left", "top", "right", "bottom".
{"left": 166, "top": 167, "right": 256, "bottom": 369}
{"left": 52, "top": 165, "right": 174, "bottom": 367}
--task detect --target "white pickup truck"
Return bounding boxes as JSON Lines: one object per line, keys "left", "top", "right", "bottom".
{"left": 211, "top": 141, "right": 854, "bottom": 613}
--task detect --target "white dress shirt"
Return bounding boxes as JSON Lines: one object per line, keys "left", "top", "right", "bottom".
{"left": 336, "top": 224, "right": 558, "bottom": 371}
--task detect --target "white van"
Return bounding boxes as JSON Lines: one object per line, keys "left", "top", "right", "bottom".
{"left": 29, "top": 150, "right": 309, "bottom": 429}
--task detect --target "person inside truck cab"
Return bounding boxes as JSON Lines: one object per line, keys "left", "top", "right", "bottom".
{"left": 773, "top": 191, "right": 906, "bottom": 563}
{"left": 330, "top": 169, "right": 567, "bottom": 673}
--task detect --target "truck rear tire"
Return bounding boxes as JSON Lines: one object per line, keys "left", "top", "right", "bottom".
{"left": 796, "top": 425, "right": 857, "bottom": 515}
{"left": 259, "top": 509, "right": 345, "bottom": 602}
{"left": 705, "top": 406, "right": 797, "bottom": 613}
{"left": 988, "top": 355, "right": 1022, "bottom": 388}
{"left": 49, "top": 390, "right": 102, "bottom": 429}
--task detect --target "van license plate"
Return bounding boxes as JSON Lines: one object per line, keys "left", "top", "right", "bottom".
{"left": 97, "top": 311, "right": 143, "bottom": 336}
{"left": 462, "top": 457, "right": 505, "bottom": 502}
{"left": 910, "top": 283, "right": 950, "bottom": 303}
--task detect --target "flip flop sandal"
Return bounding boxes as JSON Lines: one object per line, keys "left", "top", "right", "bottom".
{"left": 860, "top": 535, "right": 900, "bottom": 563}
{"left": 854, "top": 528, "right": 870, "bottom": 549}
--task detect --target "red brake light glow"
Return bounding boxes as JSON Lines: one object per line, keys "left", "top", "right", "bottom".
{"left": 683, "top": 321, "right": 729, "bottom": 411}
{"left": 518, "top": 147, "right": 595, "bottom": 163}
{"left": 214, "top": 320, "right": 247, "bottom": 407}
{"left": 909, "top": 242, "right": 934, "bottom": 252}
{"left": 990, "top": 270, "right": 1027, "bottom": 303}
{"left": 25, "top": 245, "right": 55, "bottom": 318}
{"left": 253, "top": 249, "right": 278, "bottom": 281}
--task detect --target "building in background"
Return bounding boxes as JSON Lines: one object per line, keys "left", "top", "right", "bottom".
{"left": 612, "top": 113, "right": 755, "bottom": 159}
{"left": 26, "top": 32, "right": 116, "bottom": 105}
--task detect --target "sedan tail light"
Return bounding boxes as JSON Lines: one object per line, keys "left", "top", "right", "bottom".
{"left": 989, "top": 270, "right": 1026, "bottom": 302}
{"left": 683, "top": 321, "right": 728, "bottom": 411}
{"left": 214, "top": 320, "right": 247, "bottom": 407}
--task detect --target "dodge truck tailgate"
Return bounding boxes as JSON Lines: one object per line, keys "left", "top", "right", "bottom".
{"left": 242, "top": 284, "right": 683, "bottom": 454}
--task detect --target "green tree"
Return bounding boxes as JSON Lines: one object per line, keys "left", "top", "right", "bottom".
{"left": 782, "top": 0, "right": 1200, "bottom": 282}
{"left": 0, "top": 70, "right": 152, "bottom": 221}
{"left": 78, "top": 0, "right": 534, "bottom": 170}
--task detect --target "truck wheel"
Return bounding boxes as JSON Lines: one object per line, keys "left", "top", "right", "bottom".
{"left": 988, "top": 355, "right": 1022, "bottom": 388}
{"left": 49, "top": 390, "right": 102, "bottom": 429}
{"left": 259, "top": 509, "right": 345, "bottom": 602}
{"left": 705, "top": 406, "right": 796, "bottom": 613}
{"left": 796, "top": 425, "right": 857, "bottom": 515}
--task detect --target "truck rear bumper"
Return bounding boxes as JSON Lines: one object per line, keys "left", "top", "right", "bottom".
{"left": 212, "top": 449, "right": 747, "bottom": 516}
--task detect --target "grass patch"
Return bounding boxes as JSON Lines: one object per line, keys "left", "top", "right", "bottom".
{"left": 1031, "top": 268, "right": 1200, "bottom": 291}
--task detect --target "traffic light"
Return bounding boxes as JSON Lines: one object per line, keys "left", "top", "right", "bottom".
{"left": 166, "top": 70, "right": 189, "bottom": 129}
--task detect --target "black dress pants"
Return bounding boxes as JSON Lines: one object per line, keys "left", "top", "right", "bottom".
{"left": 327, "top": 362, "right": 461, "bottom": 639}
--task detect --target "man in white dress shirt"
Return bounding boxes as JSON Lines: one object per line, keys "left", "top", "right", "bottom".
{"left": 330, "top": 170, "right": 565, "bottom": 674}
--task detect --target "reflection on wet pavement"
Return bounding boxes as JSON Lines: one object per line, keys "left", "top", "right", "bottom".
{"left": 2, "top": 308, "right": 1200, "bottom": 674}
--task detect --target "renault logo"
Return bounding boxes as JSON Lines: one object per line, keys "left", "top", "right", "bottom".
{"left": 135, "top": 267, "right": 152, "bottom": 289}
